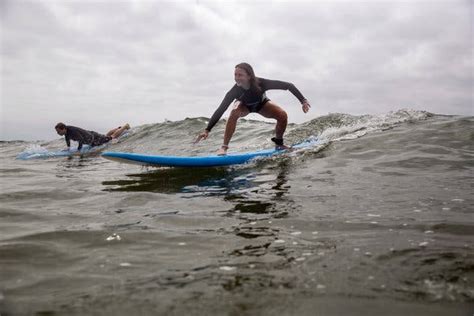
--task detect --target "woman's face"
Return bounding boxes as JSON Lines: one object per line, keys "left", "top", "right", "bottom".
{"left": 234, "top": 67, "right": 251, "bottom": 87}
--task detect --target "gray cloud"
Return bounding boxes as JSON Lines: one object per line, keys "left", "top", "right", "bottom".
{"left": 1, "top": 0, "right": 472, "bottom": 140}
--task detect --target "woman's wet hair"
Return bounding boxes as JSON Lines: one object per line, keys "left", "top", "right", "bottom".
{"left": 235, "top": 62, "right": 262, "bottom": 94}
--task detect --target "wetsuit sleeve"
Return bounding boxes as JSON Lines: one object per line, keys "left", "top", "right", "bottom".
{"left": 67, "top": 126, "right": 85, "bottom": 150}
{"left": 65, "top": 135, "right": 71, "bottom": 148}
{"left": 75, "top": 129, "right": 84, "bottom": 150}
{"left": 260, "top": 78, "right": 307, "bottom": 103}
{"left": 206, "top": 85, "right": 240, "bottom": 132}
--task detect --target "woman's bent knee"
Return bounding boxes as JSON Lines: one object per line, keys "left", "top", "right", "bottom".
{"left": 277, "top": 111, "right": 288, "bottom": 122}
{"left": 230, "top": 108, "right": 247, "bottom": 121}
{"left": 229, "top": 110, "right": 240, "bottom": 121}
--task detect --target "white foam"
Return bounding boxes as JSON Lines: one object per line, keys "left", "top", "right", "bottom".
{"left": 219, "top": 266, "right": 235, "bottom": 271}
{"left": 317, "top": 110, "right": 430, "bottom": 143}
{"left": 106, "top": 233, "right": 121, "bottom": 241}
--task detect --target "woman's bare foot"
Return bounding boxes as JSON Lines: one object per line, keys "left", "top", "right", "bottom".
{"left": 217, "top": 145, "right": 228, "bottom": 156}
{"left": 276, "top": 144, "right": 292, "bottom": 151}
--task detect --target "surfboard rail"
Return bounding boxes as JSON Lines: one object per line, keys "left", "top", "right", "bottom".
{"left": 101, "top": 138, "right": 320, "bottom": 168}
{"left": 101, "top": 148, "right": 279, "bottom": 167}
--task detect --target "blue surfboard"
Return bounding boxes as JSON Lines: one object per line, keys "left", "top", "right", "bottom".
{"left": 102, "top": 139, "right": 319, "bottom": 167}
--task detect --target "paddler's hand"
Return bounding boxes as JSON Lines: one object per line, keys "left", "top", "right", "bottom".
{"left": 194, "top": 130, "right": 209, "bottom": 144}
{"left": 302, "top": 100, "right": 311, "bottom": 113}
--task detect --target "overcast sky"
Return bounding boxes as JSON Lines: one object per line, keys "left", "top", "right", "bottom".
{"left": 1, "top": 0, "right": 472, "bottom": 140}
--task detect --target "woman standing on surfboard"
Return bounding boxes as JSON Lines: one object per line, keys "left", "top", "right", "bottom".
{"left": 195, "top": 62, "right": 311, "bottom": 155}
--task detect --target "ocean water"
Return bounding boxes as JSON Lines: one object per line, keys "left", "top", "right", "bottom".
{"left": 0, "top": 110, "right": 473, "bottom": 315}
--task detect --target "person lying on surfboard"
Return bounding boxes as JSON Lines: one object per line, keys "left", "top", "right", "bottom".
{"left": 55, "top": 123, "right": 130, "bottom": 151}
{"left": 194, "top": 62, "right": 311, "bottom": 155}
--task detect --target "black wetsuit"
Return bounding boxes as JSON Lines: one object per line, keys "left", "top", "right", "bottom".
{"left": 64, "top": 125, "right": 111, "bottom": 150}
{"left": 205, "top": 78, "right": 307, "bottom": 131}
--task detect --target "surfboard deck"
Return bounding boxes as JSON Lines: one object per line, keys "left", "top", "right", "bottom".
{"left": 102, "top": 139, "right": 319, "bottom": 168}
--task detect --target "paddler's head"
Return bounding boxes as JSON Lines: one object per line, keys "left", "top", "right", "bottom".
{"left": 55, "top": 122, "right": 67, "bottom": 136}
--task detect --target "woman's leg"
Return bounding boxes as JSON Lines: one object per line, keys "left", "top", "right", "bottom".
{"left": 107, "top": 123, "right": 130, "bottom": 139}
{"left": 258, "top": 101, "right": 288, "bottom": 141}
{"left": 217, "top": 102, "right": 249, "bottom": 155}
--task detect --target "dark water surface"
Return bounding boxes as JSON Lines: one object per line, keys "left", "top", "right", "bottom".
{"left": 1, "top": 111, "right": 473, "bottom": 315}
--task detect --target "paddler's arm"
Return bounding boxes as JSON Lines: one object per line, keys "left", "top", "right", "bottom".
{"left": 71, "top": 129, "right": 84, "bottom": 151}
{"left": 64, "top": 134, "right": 71, "bottom": 151}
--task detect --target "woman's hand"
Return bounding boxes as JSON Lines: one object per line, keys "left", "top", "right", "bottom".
{"left": 194, "top": 130, "right": 209, "bottom": 144}
{"left": 302, "top": 100, "right": 311, "bottom": 113}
